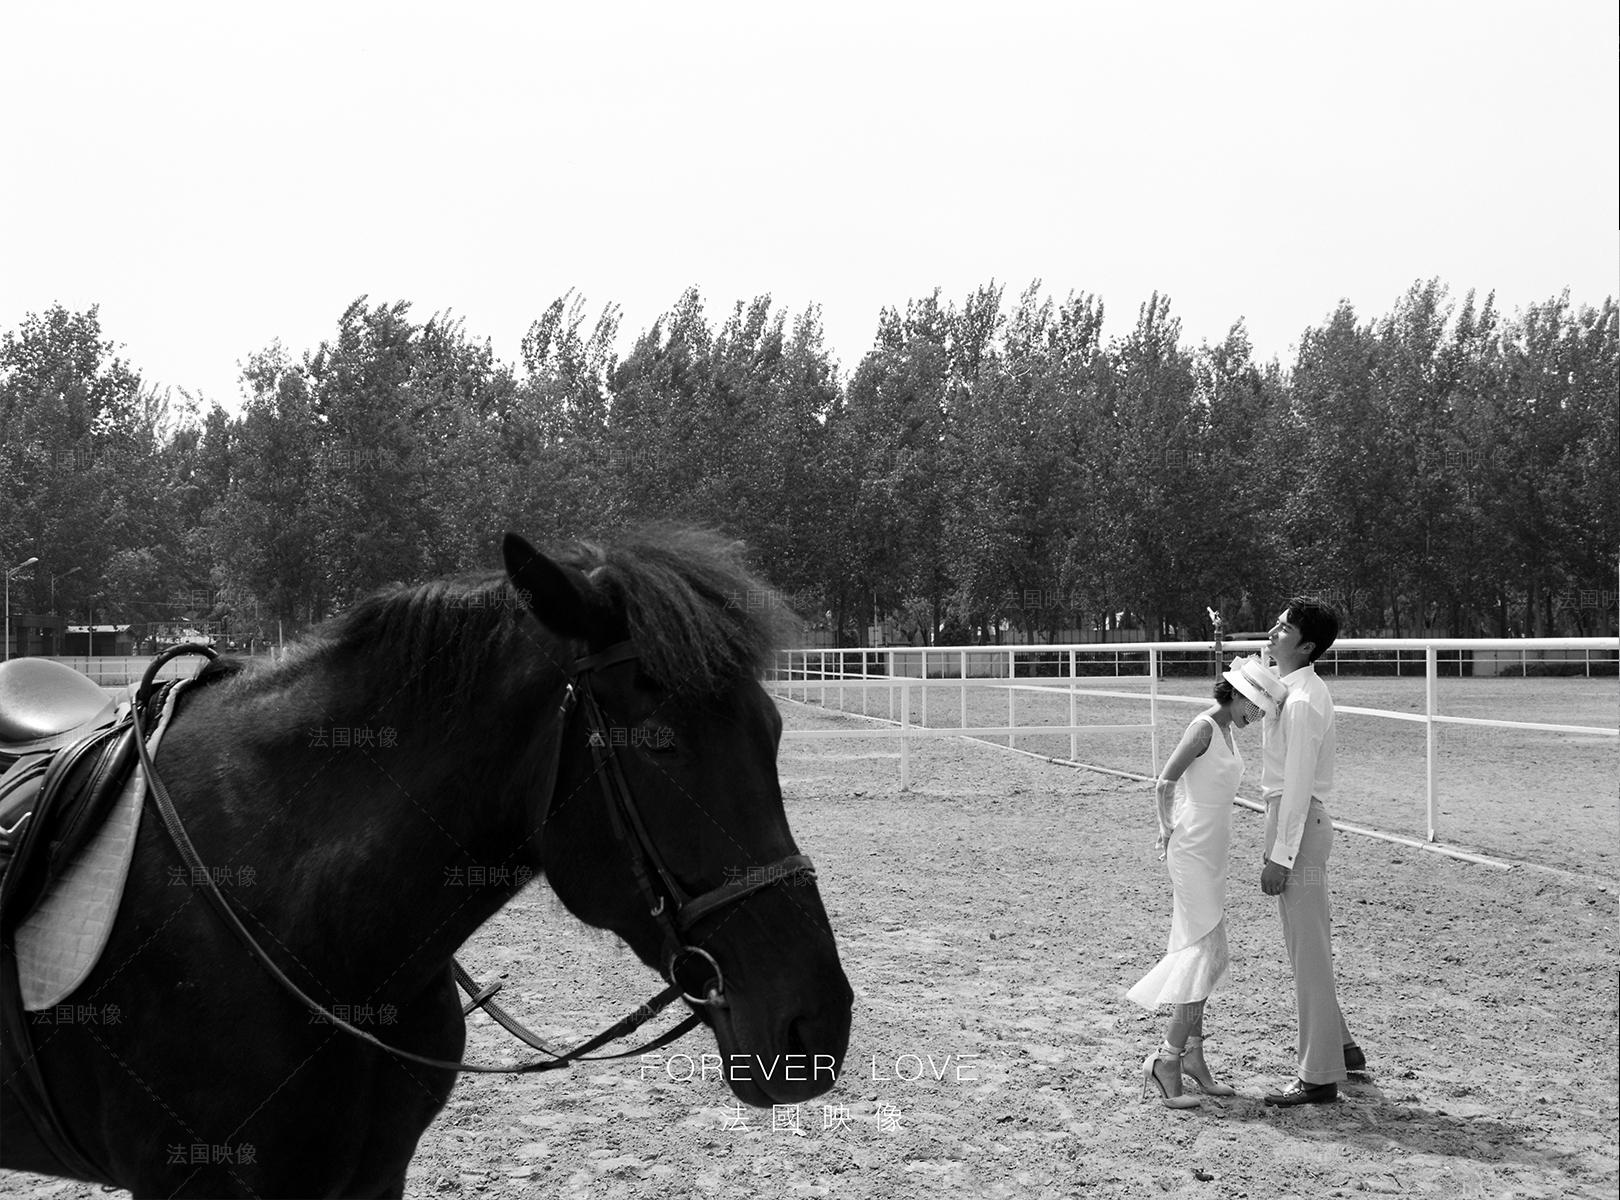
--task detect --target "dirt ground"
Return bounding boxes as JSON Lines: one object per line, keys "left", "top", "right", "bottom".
{"left": 4, "top": 693, "right": 1617, "bottom": 1199}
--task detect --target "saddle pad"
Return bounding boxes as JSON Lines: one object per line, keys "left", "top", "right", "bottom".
{"left": 15, "top": 679, "right": 190, "bottom": 1010}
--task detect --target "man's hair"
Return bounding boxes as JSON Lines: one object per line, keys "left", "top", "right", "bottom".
{"left": 1284, "top": 595, "right": 1340, "bottom": 663}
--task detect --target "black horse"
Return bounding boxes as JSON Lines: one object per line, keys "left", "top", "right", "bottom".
{"left": 1, "top": 530, "right": 852, "bottom": 1197}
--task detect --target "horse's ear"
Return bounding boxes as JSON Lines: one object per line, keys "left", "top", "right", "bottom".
{"left": 502, "top": 533, "right": 595, "bottom": 640}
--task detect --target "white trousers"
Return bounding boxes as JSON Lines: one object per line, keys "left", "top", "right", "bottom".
{"left": 1265, "top": 797, "right": 1353, "bottom": 1084}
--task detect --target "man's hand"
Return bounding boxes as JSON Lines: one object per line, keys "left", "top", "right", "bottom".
{"left": 1260, "top": 860, "right": 1290, "bottom": 896}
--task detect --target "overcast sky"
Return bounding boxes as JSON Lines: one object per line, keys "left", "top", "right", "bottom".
{"left": 3, "top": 0, "right": 1615, "bottom": 412}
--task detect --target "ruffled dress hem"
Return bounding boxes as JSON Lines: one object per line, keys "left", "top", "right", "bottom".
{"left": 1126, "top": 918, "right": 1230, "bottom": 1009}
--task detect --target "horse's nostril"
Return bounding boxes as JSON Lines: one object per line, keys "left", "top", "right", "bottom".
{"left": 789, "top": 1004, "right": 850, "bottom": 1064}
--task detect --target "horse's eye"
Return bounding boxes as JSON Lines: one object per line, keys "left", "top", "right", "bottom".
{"left": 639, "top": 723, "right": 678, "bottom": 753}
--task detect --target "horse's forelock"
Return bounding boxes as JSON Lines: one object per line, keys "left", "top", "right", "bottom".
{"left": 559, "top": 528, "right": 798, "bottom": 697}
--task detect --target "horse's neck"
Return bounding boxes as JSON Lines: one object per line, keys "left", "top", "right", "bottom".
{"left": 181, "top": 665, "right": 557, "bottom": 993}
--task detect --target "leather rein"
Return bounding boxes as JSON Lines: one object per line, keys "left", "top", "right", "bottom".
{"left": 133, "top": 642, "right": 814, "bottom": 1075}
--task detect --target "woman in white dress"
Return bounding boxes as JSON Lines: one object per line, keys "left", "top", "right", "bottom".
{"left": 1130, "top": 655, "right": 1286, "bottom": 1108}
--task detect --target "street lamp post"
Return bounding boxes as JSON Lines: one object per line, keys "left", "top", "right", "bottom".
{"left": 84, "top": 595, "right": 101, "bottom": 658}
{"left": 49, "top": 567, "right": 83, "bottom": 657}
{"left": 50, "top": 565, "right": 82, "bottom": 614}
{"left": 5, "top": 556, "right": 41, "bottom": 662}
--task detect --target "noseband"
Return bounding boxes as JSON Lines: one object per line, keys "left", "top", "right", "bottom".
{"left": 136, "top": 642, "right": 815, "bottom": 1076}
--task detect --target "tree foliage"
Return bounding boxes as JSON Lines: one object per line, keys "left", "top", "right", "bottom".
{"left": 2, "top": 282, "right": 1614, "bottom": 649}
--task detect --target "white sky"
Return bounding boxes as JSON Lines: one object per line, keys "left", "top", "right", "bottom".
{"left": 3, "top": 0, "right": 1615, "bottom": 412}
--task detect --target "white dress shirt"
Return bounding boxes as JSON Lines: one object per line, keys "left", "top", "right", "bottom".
{"left": 1259, "top": 663, "right": 1336, "bottom": 869}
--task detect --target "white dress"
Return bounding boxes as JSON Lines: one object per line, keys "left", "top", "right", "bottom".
{"left": 1127, "top": 714, "right": 1241, "bottom": 1008}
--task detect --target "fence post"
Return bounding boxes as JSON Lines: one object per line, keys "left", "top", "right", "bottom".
{"left": 1425, "top": 644, "right": 1438, "bottom": 842}
{"left": 1068, "top": 648, "right": 1077, "bottom": 761}
{"left": 1007, "top": 647, "right": 1016, "bottom": 750}
{"left": 960, "top": 649, "right": 968, "bottom": 731}
{"left": 900, "top": 681, "right": 911, "bottom": 791}
{"left": 887, "top": 648, "right": 895, "bottom": 722}
{"left": 1149, "top": 647, "right": 1160, "bottom": 778}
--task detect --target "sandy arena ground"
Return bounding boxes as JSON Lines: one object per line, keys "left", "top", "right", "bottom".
{"left": 4, "top": 683, "right": 1617, "bottom": 1198}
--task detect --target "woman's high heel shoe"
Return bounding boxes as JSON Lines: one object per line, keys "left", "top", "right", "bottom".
{"left": 1181, "top": 1036, "right": 1237, "bottom": 1097}
{"left": 1140, "top": 1049, "right": 1200, "bottom": 1109}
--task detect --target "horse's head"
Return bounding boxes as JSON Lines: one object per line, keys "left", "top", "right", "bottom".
{"left": 503, "top": 531, "right": 852, "bottom": 1106}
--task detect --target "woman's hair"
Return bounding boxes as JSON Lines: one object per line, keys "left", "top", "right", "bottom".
{"left": 1213, "top": 677, "right": 1236, "bottom": 705}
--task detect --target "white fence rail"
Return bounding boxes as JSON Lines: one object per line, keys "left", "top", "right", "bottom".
{"left": 769, "top": 638, "right": 1618, "bottom": 848}
{"left": 31, "top": 655, "right": 212, "bottom": 688}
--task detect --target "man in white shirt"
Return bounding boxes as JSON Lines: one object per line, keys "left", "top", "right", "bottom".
{"left": 1259, "top": 597, "right": 1363, "bottom": 1106}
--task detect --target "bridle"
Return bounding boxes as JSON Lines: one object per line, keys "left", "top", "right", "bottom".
{"left": 565, "top": 642, "right": 815, "bottom": 1006}
{"left": 134, "top": 641, "right": 816, "bottom": 1075}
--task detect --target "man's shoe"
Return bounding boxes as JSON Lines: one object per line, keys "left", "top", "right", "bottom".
{"left": 1264, "top": 1079, "right": 1338, "bottom": 1107}
{"left": 1343, "top": 1043, "right": 1366, "bottom": 1073}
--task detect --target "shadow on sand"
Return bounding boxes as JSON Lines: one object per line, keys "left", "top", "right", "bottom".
{"left": 1200, "top": 1077, "right": 1591, "bottom": 1182}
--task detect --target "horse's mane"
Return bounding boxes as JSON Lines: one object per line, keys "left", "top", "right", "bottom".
{"left": 207, "top": 527, "right": 798, "bottom": 708}
{"left": 554, "top": 527, "right": 800, "bottom": 696}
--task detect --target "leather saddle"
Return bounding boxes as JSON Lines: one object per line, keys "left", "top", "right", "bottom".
{"left": 0, "top": 650, "right": 208, "bottom": 1188}
{"left": 0, "top": 659, "right": 136, "bottom": 922}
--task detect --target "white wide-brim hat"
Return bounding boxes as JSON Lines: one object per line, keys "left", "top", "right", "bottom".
{"left": 1223, "top": 654, "right": 1287, "bottom": 717}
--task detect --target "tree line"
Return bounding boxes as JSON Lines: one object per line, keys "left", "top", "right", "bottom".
{"left": 2, "top": 280, "right": 1615, "bottom": 649}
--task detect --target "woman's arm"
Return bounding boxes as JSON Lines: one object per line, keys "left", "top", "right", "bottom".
{"left": 1153, "top": 718, "right": 1213, "bottom": 853}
